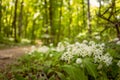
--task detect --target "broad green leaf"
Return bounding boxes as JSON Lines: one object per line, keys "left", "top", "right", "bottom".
{"left": 55, "top": 71, "right": 66, "bottom": 80}
{"left": 49, "top": 74, "right": 55, "bottom": 80}
{"left": 98, "top": 73, "right": 109, "bottom": 80}
{"left": 62, "top": 64, "right": 87, "bottom": 80}
{"left": 14, "top": 74, "right": 26, "bottom": 80}
{"left": 83, "top": 58, "right": 98, "bottom": 79}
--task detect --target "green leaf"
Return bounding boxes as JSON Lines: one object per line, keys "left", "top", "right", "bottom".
{"left": 14, "top": 74, "right": 26, "bottom": 80}
{"left": 49, "top": 74, "right": 55, "bottom": 80}
{"left": 83, "top": 58, "right": 98, "bottom": 79}
{"left": 55, "top": 71, "right": 66, "bottom": 80}
{"left": 99, "top": 73, "right": 109, "bottom": 80}
{"left": 62, "top": 64, "right": 87, "bottom": 80}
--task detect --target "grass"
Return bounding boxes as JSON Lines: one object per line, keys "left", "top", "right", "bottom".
{"left": 0, "top": 38, "right": 32, "bottom": 49}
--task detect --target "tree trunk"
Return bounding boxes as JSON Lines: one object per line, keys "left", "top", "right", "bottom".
{"left": 18, "top": 0, "right": 23, "bottom": 38}
{"left": 44, "top": 0, "right": 48, "bottom": 31}
{"left": 115, "top": 23, "right": 120, "bottom": 40}
{"left": 0, "top": 0, "right": 2, "bottom": 34}
{"left": 31, "top": 20, "right": 36, "bottom": 40}
{"left": 87, "top": 0, "right": 92, "bottom": 34}
{"left": 12, "top": 0, "right": 18, "bottom": 42}
{"left": 57, "top": 0, "right": 63, "bottom": 42}
{"left": 49, "top": 0, "right": 54, "bottom": 43}
{"left": 82, "top": 0, "right": 86, "bottom": 31}
{"left": 68, "top": 0, "right": 72, "bottom": 38}
{"left": 24, "top": 13, "right": 28, "bottom": 38}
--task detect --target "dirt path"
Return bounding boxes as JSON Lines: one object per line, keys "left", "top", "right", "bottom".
{"left": 0, "top": 46, "right": 32, "bottom": 69}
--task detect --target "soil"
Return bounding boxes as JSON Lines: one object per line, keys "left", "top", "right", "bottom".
{"left": 0, "top": 46, "right": 32, "bottom": 69}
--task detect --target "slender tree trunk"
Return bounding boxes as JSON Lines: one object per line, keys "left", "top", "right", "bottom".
{"left": 87, "top": 0, "right": 92, "bottom": 34}
{"left": 77, "top": 7, "right": 80, "bottom": 33}
{"left": 57, "top": 0, "right": 63, "bottom": 42}
{"left": 113, "top": 0, "right": 120, "bottom": 40}
{"left": 0, "top": 0, "right": 2, "bottom": 34}
{"left": 12, "top": 0, "right": 18, "bottom": 42}
{"left": 49, "top": 0, "right": 54, "bottom": 43}
{"left": 68, "top": 0, "right": 72, "bottom": 38}
{"left": 44, "top": 0, "right": 48, "bottom": 30}
{"left": 18, "top": 0, "right": 23, "bottom": 38}
{"left": 82, "top": 0, "right": 86, "bottom": 31}
{"left": 31, "top": 20, "right": 36, "bottom": 41}
{"left": 43, "top": 0, "right": 49, "bottom": 44}
{"left": 24, "top": 15, "right": 28, "bottom": 38}
{"left": 115, "top": 24, "right": 120, "bottom": 39}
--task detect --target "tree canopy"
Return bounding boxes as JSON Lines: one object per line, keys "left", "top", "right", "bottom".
{"left": 0, "top": 0, "right": 120, "bottom": 44}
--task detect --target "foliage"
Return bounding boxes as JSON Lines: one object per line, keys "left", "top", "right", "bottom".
{"left": 0, "top": 40, "right": 120, "bottom": 80}
{"left": 0, "top": 38, "right": 31, "bottom": 49}
{"left": 0, "top": 0, "right": 120, "bottom": 45}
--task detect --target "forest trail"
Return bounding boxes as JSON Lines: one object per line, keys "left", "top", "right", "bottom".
{"left": 0, "top": 46, "right": 32, "bottom": 69}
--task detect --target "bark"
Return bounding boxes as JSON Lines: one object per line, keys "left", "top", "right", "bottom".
{"left": 57, "top": 0, "right": 63, "bottom": 42}
{"left": 49, "top": 0, "right": 54, "bottom": 43}
{"left": 87, "top": 0, "right": 92, "bottom": 34}
{"left": 115, "top": 24, "right": 120, "bottom": 39}
{"left": 18, "top": 0, "right": 23, "bottom": 38}
{"left": 31, "top": 20, "right": 36, "bottom": 40}
{"left": 98, "top": 0, "right": 120, "bottom": 39}
{"left": 68, "top": 0, "right": 72, "bottom": 38}
{"left": 12, "top": 0, "right": 18, "bottom": 42}
{"left": 44, "top": 0, "right": 49, "bottom": 35}
{"left": 24, "top": 15, "right": 28, "bottom": 38}
{"left": 0, "top": 0, "right": 2, "bottom": 33}
{"left": 82, "top": 0, "right": 86, "bottom": 30}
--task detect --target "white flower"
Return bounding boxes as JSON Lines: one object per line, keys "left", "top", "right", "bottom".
{"left": 89, "top": 41, "right": 95, "bottom": 45}
{"left": 95, "top": 36, "right": 101, "bottom": 40}
{"left": 31, "top": 46, "right": 36, "bottom": 50}
{"left": 116, "top": 41, "right": 120, "bottom": 45}
{"left": 101, "top": 53, "right": 113, "bottom": 66}
{"left": 76, "top": 58, "right": 82, "bottom": 64}
{"left": 113, "top": 38, "right": 119, "bottom": 41}
{"left": 61, "top": 52, "right": 73, "bottom": 61}
{"left": 37, "top": 46, "right": 49, "bottom": 53}
{"left": 117, "top": 60, "right": 120, "bottom": 67}
{"left": 49, "top": 43, "right": 53, "bottom": 47}
{"left": 56, "top": 42, "right": 65, "bottom": 52}
{"left": 28, "top": 46, "right": 36, "bottom": 54}
{"left": 101, "top": 43, "right": 105, "bottom": 47}
{"left": 60, "top": 40, "right": 112, "bottom": 66}
{"left": 83, "top": 40, "right": 88, "bottom": 44}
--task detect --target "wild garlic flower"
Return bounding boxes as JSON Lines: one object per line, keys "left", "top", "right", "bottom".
{"left": 61, "top": 51, "right": 73, "bottom": 61}
{"left": 76, "top": 58, "right": 82, "bottom": 64}
{"left": 117, "top": 60, "right": 120, "bottom": 67}
{"left": 113, "top": 38, "right": 119, "bottom": 41}
{"left": 28, "top": 46, "right": 36, "bottom": 54}
{"left": 56, "top": 42, "right": 65, "bottom": 52}
{"left": 83, "top": 40, "right": 88, "bottom": 44}
{"left": 100, "top": 53, "right": 113, "bottom": 66}
{"left": 95, "top": 36, "right": 101, "bottom": 40}
{"left": 60, "top": 41, "right": 112, "bottom": 66}
{"left": 37, "top": 46, "right": 49, "bottom": 53}
{"left": 116, "top": 41, "right": 120, "bottom": 45}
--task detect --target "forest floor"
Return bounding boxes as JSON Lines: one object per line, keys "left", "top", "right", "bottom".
{"left": 0, "top": 46, "right": 32, "bottom": 70}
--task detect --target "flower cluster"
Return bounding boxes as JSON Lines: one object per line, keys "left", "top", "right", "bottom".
{"left": 26, "top": 40, "right": 113, "bottom": 66}
{"left": 60, "top": 40, "right": 113, "bottom": 66}
{"left": 25, "top": 45, "right": 50, "bottom": 54}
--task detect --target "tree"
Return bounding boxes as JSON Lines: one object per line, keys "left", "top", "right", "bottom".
{"left": 0, "top": 0, "right": 2, "bottom": 34}
{"left": 87, "top": 0, "right": 92, "bottom": 34}
{"left": 18, "top": 0, "right": 24, "bottom": 38}
{"left": 12, "top": 0, "right": 18, "bottom": 42}
{"left": 98, "top": 0, "right": 120, "bottom": 39}
{"left": 57, "top": 0, "right": 63, "bottom": 43}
